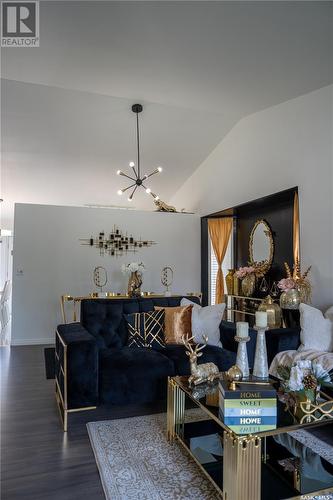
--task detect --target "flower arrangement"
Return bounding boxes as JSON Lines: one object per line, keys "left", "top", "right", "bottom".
{"left": 121, "top": 262, "right": 145, "bottom": 275}
{"left": 277, "top": 278, "right": 296, "bottom": 291}
{"left": 277, "top": 360, "right": 332, "bottom": 407}
{"left": 235, "top": 266, "right": 255, "bottom": 279}
{"left": 278, "top": 259, "right": 312, "bottom": 302}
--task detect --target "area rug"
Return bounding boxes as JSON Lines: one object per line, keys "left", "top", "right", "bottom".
{"left": 87, "top": 412, "right": 217, "bottom": 500}
{"left": 88, "top": 412, "right": 333, "bottom": 500}
{"left": 290, "top": 429, "right": 333, "bottom": 464}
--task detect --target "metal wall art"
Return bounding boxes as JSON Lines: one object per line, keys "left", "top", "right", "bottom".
{"left": 161, "top": 266, "right": 174, "bottom": 294}
{"left": 80, "top": 226, "right": 156, "bottom": 257}
{"left": 93, "top": 266, "right": 108, "bottom": 291}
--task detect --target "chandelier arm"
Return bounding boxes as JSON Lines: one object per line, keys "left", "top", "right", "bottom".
{"left": 129, "top": 185, "right": 138, "bottom": 200}
{"left": 145, "top": 169, "right": 159, "bottom": 179}
{"left": 120, "top": 172, "right": 136, "bottom": 181}
{"left": 122, "top": 182, "right": 137, "bottom": 193}
{"left": 131, "top": 165, "right": 138, "bottom": 178}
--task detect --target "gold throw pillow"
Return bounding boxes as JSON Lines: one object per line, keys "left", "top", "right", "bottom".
{"left": 154, "top": 305, "right": 193, "bottom": 344}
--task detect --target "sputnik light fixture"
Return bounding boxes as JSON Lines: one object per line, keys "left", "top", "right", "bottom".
{"left": 116, "top": 104, "right": 162, "bottom": 202}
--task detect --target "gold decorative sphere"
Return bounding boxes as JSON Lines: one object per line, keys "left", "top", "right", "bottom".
{"left": 226, "top": 365, "right": 243, "bottom": 382}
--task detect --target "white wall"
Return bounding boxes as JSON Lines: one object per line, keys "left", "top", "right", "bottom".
{"left": 171, "top": 86, "right": 333, "bottom": 309}
{"left": 12, "top": 205, "right": 200, "bottom": 345}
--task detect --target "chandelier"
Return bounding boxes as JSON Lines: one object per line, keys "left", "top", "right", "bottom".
{"left": 116, "top": 104, "right": 162, "bottom": 202}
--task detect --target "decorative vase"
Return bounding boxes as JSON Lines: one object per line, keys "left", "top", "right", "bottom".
{"left": 128, "top": 271, "right": 142, "bottom": 297}
{"left": 241, "top": 274, "right": 256, "bottom": 297}
{"left": 233, "top": 275, "right": 240, "bottom": 296}
{"left": 258, "top": 295, "right": 282, "bottom": 329}
{"left": 280, "top": 289, "right": 301, "bottom": 310}
{"left": 225, "top": 269, "right": 234, "bottom": 295}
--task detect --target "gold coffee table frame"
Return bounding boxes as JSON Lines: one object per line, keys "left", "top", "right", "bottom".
{"left": 167, "top": 376, "right": 333, "bottom": 500}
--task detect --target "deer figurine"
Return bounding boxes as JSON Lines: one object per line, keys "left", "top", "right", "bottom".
{"left": 182, "top": 334, "right": 219, "bottom": 385}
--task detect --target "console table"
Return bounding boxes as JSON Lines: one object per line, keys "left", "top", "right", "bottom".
{"left": 225, "top": 294, "right": 268, "bottom": 325}
{"left": 60, "top": 292, "right": 202, "bottom": 324}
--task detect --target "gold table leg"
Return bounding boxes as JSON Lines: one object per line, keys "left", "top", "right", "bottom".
{"left": 223, "top": 432, "right": 261, "bottom": 500}
{"left": 167, "top": 378, "right": 185, "bottom": 442}
{"left": 167, "top": 377, "right": 175, "bottom": 441}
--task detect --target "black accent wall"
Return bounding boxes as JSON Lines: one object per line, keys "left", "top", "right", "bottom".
{"left": 201, "top": 187, "right": 297, "bottom": 306}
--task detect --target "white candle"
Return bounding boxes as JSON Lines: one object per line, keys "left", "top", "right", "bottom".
{"left": 236, "top": 322, "right": 249, "bottom": 338}
{"left": 256, "top": 311, "right": 268, "bottom": 328}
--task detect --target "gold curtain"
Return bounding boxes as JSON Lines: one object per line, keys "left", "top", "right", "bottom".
{"left": 293, "top": 192, "right": 300, "bottom": 267}
{"left": 208, "top": 217, "right": 233, "bottom": 304}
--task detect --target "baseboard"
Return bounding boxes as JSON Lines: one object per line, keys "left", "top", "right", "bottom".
{"left": 11, "top": 338, "right": 54, "bottom": 346}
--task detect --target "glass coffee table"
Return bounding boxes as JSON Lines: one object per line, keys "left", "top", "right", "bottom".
{"left": 167, "top": 376, "right": 333, "bottom": 500}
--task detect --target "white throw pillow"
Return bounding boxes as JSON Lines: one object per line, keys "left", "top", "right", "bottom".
{"left": 180, "top": 298, "right": 225, "bottom": 348}
{"left": 298, "top": 303, "right": 333, "bottom": 352}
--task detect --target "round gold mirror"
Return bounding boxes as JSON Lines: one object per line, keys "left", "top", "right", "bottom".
{"left": 249, "top": 219, "right": 274, "bottom": 275}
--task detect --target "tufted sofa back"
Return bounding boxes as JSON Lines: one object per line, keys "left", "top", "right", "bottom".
{"left": 80, "top": 296, "right": 201, "bottom": 349}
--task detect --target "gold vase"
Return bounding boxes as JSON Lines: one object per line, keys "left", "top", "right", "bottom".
{"left": 128, "top": 271, "right": 142, "bottom": 297}
{"left": 241, "top": 274, "right": 256, "bottom": 297}
{"left": 280, "top": 289, "right": 300, "bottom": 310}
{"left": 225, "top": 269, "right": 234, "bottom": 295}
{"left": 233, "top": 275, "right": 240, "bottom": 296}
{"left": 258, "top": 295, "right": 282, "bottom": 328}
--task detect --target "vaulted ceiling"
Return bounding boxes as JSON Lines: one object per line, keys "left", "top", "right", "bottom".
{"left": 1, "top": 1, "right": 332, "bottom": 228}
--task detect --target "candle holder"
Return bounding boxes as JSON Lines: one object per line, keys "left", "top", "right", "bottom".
{"left": 253, "top": 326, "right": 269, "bottom": 379}
{"left": 235, "top": 336, "right": 250, "bottom": 379}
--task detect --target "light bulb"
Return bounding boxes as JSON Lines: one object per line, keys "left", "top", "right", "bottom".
{"left": 116, "top": 170, "right": 122, "bottom": 175}
{"left": 157, "top": 166, "right": 163, "bottom": 172}
{"left": 145, "top": 188, "right": 151, "bottom": 194}
{"left": 154, "top": 195, "right": 159, "bottom": 201}
{"left": 129, "top": 162, "right": 135, "bottom": 167}
{"left": 117, "top": 190, "right": 123, "bottom": 196}
{"left": 128, "top": 196, "right": 133, "bottom": 202}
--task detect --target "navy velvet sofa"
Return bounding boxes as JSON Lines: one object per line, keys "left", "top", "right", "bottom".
{"left": 55, "top": 295, "right": 300, "bottom": 430}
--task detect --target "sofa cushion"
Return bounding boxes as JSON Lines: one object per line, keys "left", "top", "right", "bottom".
{"left": 299, "top": 303, "right": 333, "bottom": 352}
{"left": 181, "top": 298, "right": 225, "bottom": 347}
{"left": 124, "top": 309, "right": 165, "bottom": 349}
{"left": 81, "top": 296, "right": 201, "bottom": 347}
{"left": 162, "top": 344, "right": 236, "bottom": 376}
{"left": 154, "top": 305, "right": 192, "bottom": 344}
{"left": 99, "top": 347, "right": 175, "bottom": 405}
{"left": 80, "top": 300, "right": 123, "bottom": 349}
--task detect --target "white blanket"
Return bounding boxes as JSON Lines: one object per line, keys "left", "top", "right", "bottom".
{"left": 270, "top": 349, "right": 333, "bottom": 378}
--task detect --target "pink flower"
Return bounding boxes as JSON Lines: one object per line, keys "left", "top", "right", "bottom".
{"left": 278, "top": 278, "right": 296, "bottom": 291}
{"left": 235, "top": 266, "right": 255, "bottom": 279}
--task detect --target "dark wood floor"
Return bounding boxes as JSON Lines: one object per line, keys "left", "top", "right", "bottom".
{"left": 1, "top": 345, "right": 165, "bottom": 500}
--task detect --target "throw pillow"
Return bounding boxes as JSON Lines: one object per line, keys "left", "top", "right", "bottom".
{"left": 298, "top": 303, "right": 333, "bottom": 352}
{"left": 154, "top": 305, "right": 192, "bottom": 344}
{"left": 180, "top": 298, "right": 225, "bottom": 348}
{"left": 124, "top": 309, "right": 165, "bottom": 349}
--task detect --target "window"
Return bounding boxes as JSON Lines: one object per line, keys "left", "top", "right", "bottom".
{"left": 209, "top": 234, "right": 232, "bottom": 305}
